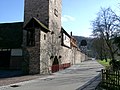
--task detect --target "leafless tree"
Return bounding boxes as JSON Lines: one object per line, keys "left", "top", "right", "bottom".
{"left": 91, "top": 37, "right": 110, "bottom": 61}
{"left": 92, "top": 7, "right": 120, "bottom": 69}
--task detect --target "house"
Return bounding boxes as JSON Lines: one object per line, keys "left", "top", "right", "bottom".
{"left": 0, "top": 22, "right": 23, "bottom": 70}
{"left": 0, "top": 0, "right": 85, "bottom": 74}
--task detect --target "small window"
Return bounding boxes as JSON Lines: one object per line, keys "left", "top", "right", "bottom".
{"left": 54, "top": 9, "right": 58, "bottom": 17}
{"left": 44, "top": 34, "right": 46, "bottom": 40}
{"left": 37, "top": 14, "right": 39, "bottom": 17}
{"left": 27, "top": 29, "right": 35, "bottom": 46}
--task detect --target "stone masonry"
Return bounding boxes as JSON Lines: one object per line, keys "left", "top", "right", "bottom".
{"left": 23, "top": 0, "right": 85, "bottom": 74}
{"left": 23, "top": 0, "right": 62, "bottom": 74}
{"left": 24, "top": 0, "right": 49, "bottom": 26}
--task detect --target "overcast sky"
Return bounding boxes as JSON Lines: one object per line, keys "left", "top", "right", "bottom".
{"left": 0, "top": 0, "right": 120, "bottom": 37}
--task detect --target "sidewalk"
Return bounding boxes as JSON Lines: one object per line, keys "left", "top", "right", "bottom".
{"left": 0, "top": 60, "right": 104, "bottom": 90}
{"left": 54, "top": 60, "right": 104, "bottom": 90}
{"left": 0, "top": 74, "right": 46, "bottom": 86}
{"left": 76, "top": 73, "right": 102, "bottom": 90}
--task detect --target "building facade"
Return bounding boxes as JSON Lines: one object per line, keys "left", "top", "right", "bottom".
{"left": 23, "top": 0, "right": 62, "bottom": 74}
{"left": 0, "top": 0, "right": 85, "bottom": 74}
{"left": 23, "top": 0, "right": 85, "bottom": 74}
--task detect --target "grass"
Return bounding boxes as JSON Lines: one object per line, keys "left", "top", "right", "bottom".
{"left": 97, "top": 59, "right": 110, "bottom": 68}
{"left": 97, "top": 59, "right": 120, "bottom": 89}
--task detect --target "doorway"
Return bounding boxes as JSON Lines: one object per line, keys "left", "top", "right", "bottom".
{"left": 0, "top": 51, "right": 11, "bottom": 69}
{"left": 51, "top": 56, "right": 59, "bottom": 73}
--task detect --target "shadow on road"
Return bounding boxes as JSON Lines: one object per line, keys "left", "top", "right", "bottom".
{"left": 0, "top": 70, "right": 23, "bottom": 78}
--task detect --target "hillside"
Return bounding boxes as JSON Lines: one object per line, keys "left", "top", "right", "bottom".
{"left": 73, "top": 36, "right": 94, "bottom": 57}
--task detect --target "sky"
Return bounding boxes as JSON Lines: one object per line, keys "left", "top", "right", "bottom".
{"left": 0, "top": 0, "right": 120, "bottom": 37}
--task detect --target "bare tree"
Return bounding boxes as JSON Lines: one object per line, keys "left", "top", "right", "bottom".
{"left": 113, "top": 36, "right": 120, "bottom": 49}
{"left": 92, "top": 7, "right": 120, "bottom": 69}
{"left": 91, "top": 37, "right": 110, "bottom": 61}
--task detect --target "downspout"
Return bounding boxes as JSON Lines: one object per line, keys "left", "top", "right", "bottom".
{"left": 39, "top": 28, "right": 41, "bottom": 74}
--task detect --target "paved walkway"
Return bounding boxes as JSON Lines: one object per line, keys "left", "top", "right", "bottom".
{"left": 76, "top": 72, "right": 102, "bottom": 90}
{"left": 0, "top": 60, "right": 104, "bottom": 90}
{"left": 55, "top": 60, "right": 104, "bottom": 90}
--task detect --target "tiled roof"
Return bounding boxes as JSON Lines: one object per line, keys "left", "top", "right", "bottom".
{"left": 24, "top": 17, "right": 50, "bottom": 33}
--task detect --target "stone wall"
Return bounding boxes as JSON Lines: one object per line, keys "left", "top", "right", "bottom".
{"left": 23, "top": 0, "right": 62, "bottom": 74}
{"left": 23, "top": 0, "right": 86, "bottom": 74}
{"left": 49, "top": 0, "right": 62, "bottom": 32}
{"left": 24, "top": 0, "right": 49, "bottom": 26}
{"left": 40, "top": 31, "right": 50, "bottom": 74}
{"left": 48, "top": 0, "right": 62, "bottom": 59}
{"left": 60, "top": 46, "right": 85, "bottom": 66}
{"left": 60, "top": 46, "right": 72, "bottom": 64}
{"left": 47, "top": 0, "right": 62, "bottom": 73}
{"left": 23, "top": 28, "right": 40, "bottom": 74}
{"left": 74, "top": 49, "right": 84, "bottom": 64}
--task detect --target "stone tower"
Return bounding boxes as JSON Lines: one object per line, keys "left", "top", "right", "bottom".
{"left": 24, "top": 0, "right": 62, "bottom": 31}
{"left": 23, "top": 0, "right": 62, "bottom": 74}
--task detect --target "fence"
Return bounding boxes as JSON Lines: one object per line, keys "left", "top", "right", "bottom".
{"left": 102, "top": 69, "right": 120, "bottom": 89}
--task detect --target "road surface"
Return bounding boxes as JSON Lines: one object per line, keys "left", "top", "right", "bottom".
{"left": 0, "top": 60, "right": 103, "bottom": 90}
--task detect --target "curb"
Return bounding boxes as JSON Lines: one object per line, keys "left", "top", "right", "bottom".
{"left": 76, "top": 73, "right": 101, "bottom": 90}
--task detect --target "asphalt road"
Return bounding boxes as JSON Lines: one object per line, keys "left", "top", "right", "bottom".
{"left": 0, "top": 60, "right": 103, "bottom": 90}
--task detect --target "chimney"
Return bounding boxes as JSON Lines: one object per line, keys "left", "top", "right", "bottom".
{"left": 70, "top": 31, "right": 72, "bottom": 36}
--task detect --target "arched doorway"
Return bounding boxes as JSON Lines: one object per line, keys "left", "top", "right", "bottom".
{"left": 51, "top": 56, "right": 59, "bottom": 73}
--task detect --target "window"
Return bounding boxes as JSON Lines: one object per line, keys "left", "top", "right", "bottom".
{"left": 44, "top": 34, "right": 46, "bottom": 40}
{"left": 54, "top": 9, "right": 58, "bottom": 17}
{"left": 27, "top": 29, "right": 35, "bottom": 46}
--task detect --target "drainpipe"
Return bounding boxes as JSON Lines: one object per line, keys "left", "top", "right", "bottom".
{"left": 39, "top": 29, "right": 41, "bottom": 74}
